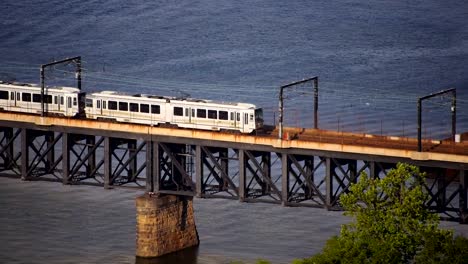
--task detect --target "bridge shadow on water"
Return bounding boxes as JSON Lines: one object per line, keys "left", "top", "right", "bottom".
{"left": 135, "top": 246, "right": 199, "bottom": 264}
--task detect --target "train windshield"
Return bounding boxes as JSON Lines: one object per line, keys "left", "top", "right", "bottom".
{"left": 255, "top": 108, "right": 264, "bottom": 123}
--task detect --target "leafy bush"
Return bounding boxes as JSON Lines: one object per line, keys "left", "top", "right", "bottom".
{"left": 294, "top": 163, "right": 468, "bottom": 264}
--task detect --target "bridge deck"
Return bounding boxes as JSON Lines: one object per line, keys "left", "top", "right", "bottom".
{"left": 1, "top": 112, "right": 467, "bottom": 165}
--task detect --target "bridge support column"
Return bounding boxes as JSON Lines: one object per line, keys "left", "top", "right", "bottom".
{"left": 20, "top": 128, "right": 29, "bottom": 180}
{"left": 136, "top": 193, "right": 199, "bottom": 258}
{"left": 62, "top": 132, "right": 71, "bottom": 184}
{"left": 195, "top": 145, "right": 203, "bottom": 197}
{"left": 104, "top": 137, "right": 111, "bottom": 189}
{"left": 460, "top": 170, "right": 468, "bottom": 224}
{"left": 369, "top": 161, "right": 377, "bottom": 179}
{"left": 239, "top": 149, "right": 246, "bottom": 202}
{"left": 325, "top": 157, "right": 334, "bottom": 209}
{"left": 128, "top": 139, "right": 137, "bottom": 181}
{"left": 45, "top": 131, "right": 55, "bottom": 173}
{"left": 281, "top": 153, "right": 290, "bottom": 206}
{"left": 86, "top": 136, "right": 96, "bottom": 178}
{"left": 437, "top": 169, "right": 446, "bottom": 212}
{"left": 0, "top": 127, "right": 14, "bottom": 171}
{"left": 146, "top": 140, "right": 154, "bottom": 192}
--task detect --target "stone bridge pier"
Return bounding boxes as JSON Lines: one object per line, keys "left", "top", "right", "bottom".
{"left": 135, "top": 193, "right": 199, "bottom": 258}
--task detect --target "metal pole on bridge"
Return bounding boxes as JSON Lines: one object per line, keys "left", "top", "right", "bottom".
{"left": 417, "top": 88, "right": 456, "bottom": 152}
{"left": 40, "top": 67, "right": 45, "bottom": 117}
{"left": 278, "top": 76, "right": 318, "bottom": 139}
{"left": 40, "top": 56, "right": 82, "bottom": 117}
{"left": 314, "top": 77, "right": 319, "bottom": 129}
{"left": 417, "top": 99, "right": 422, "bottom": 152}
{"left": 279, "top": 88, "right": 284, "bottom": 139}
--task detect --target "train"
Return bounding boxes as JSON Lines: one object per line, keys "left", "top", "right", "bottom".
{"left": 0, "top": 81, "right": 264, "bottom": 133}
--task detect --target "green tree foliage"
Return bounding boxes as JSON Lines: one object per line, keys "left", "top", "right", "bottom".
{"left": 294, "top": 163, "right": 468, "bottom": 264}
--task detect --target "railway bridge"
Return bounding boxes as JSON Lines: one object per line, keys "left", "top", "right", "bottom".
{"left": 0, "top": 112, "right": 467, "bottom": 223}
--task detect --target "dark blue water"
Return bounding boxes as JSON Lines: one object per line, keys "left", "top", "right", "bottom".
{"left": 1, "top": 0, "right": 468, "bottom": 263}
{"left": 1, "top": 0, "right": 468, "bottom": 136}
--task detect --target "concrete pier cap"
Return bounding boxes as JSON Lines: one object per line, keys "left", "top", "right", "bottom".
{"left": 136, "top": 193, "right": 199, "bottom": 258}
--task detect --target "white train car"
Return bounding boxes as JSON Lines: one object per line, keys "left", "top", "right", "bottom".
{"left": 0, "top": 82, "right": 85, "bottom": 117}
{"left": 85, "top": 91, "right": 168, "bottom": 125}
{"left": 85, "top": 91, "right": 264, "bottom": 133}
{"left": 169, "top": 98, "right": 263, "bottom": 133}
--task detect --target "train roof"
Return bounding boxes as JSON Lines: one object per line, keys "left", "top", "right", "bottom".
{"left": 0, "top": 81, "right": 81, "bottom": 93}
{"left": 88, "top": 90, "right": 258, "bottom": 109}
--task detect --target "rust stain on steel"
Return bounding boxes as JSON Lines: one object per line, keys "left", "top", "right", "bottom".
{"left": 2, "top": 112, "right": 468, "bottom": 164}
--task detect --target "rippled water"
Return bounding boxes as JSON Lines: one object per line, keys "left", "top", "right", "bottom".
{"left": 1, "top": 0, "right": 468, "bottom": 263}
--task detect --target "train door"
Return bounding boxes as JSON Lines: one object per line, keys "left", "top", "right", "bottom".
{"left": 233, "top": 112, "right": 240, "bottom": 129}
{"left": 66, "top": 96, "right": 72, "bottom": 116}
{"left": 11, "top": 92, "right": 16, "bottom": 107}
{"left": 185, "top": 107, "right": 195, "bottom": 124}
{"left": 243, "top": 112, "right": 249, "bottom": 132}
{"left": 58, "top": 95, "right": 64, "bottom": 112}
{"left": 98, "top": 100, "right": 103, "bottom": 115}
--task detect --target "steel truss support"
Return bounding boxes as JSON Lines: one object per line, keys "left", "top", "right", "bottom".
{"left": 21, "top": 129, "right": 62, "bottom": 180}
{"left": 196, "top": 146, "right": 238, "bottom": 198}
{"left": 421, "top": 167, "right": 467, "bottom": 222}
{"left": 239, "top": 150, "right": 279, "bottom": 203}
{"left": 0, "top": 127, "right": 21, "bottom": 175}
{"left": 102, "top": 138, "right": 146, "bottom": 188}
{"left": 371, "top": 162, "right": 395, "bottom": 179}
{"left": 155, "top": 142, "right": 195, "bottom": 196}
{"left": 1, "top": 123, "right": 467, "bottom": 224}
{"left": 281, "top": 154, "right": 327, "bottom": 207}
{"left": 63, "top": 133, "right": 105, "bottom": 185}
{"left": 324, "top": 158, "right": 356, "bottom": 208}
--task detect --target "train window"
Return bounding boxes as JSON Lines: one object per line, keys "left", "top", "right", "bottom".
{"left": 97, "top": 100, "right": 101, "bottom": 109}
{"left": 45, "top": 95, "right": 52, "bottom": 104}
{"left": 60, "top": 96, "right": 64, "bottom": 105}
{"left": 67, "top": 97, "right": 72, "bottom": 108}
{"left": 130, "top": 103, "right": 139, "bottom": 112}
{"left": 0, "top": 90, "right": 8, "bottom": 100}
{"left": 237, "top": 113, "right": 240, "bottom": 122}
{"left": 185, "top": 108, "right": 189, "bottom": 117}
{"left": 73, "top": 97, "right": 77, "bottom": 106}
{"left": 103, "top": 101, "right": 106, "bottom": 109}
{"left": 192, "top": 109, "right": 195, "bottom": 117}
{"left": 230, "top": 112, "right": 234, "bottom": 121}
{"left": 197, "top": 109, "right": 206, "bottom": 118}
{"left": 250, "top": 114, "right": 253, "bottom": 121}
{"left": 108, "top": 101, "right": 117, "bottom": 110}
{"left": 140, "top": 104, "right": 149, "bottom": 113}
{"left": 54, "top": 96, "right": 57, "bottom": 104}
{"left": 10, "top": 92, "right": 14, "bottom": 100}
{"left": 32, "top": 94, "right": 41, "bottom": 103}
{"left": 173, "top": 107, "right": 183, "bottom": 116}
{"left": 244, "top": 113, "right": 248, "bottom": 124}
{"left": 22, "top": 93, "right": 31, "bottom": 102}
{"left": 119, "top": 102, "right": 128, "bottom": 111}
{"left": 151, "top": 105, "right": 160, "bottom": 114}
{"left": 208, "top": 110, "right": 217, "bottom": 119}
{"left": 219, "top": 111, "right": 228, "bottom": 120}
{"left": 86, "top": 99, "right": 93, "bottom": 107}
{"left": 16, "top": 92, "right": 20, "bottom": 101}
